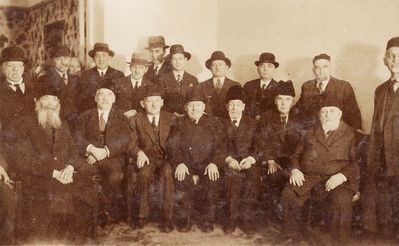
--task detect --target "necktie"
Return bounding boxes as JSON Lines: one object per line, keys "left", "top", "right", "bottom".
{"left": 325, "top": 130, "right": 333, "bottom": 139}
{"left": 176, "top": 74, "right": 182, "bottom": 82}
{"left": 281, "top": 115, "right": 287, "bottom": 124}
{"left": 232, "top": 120, "right": 238, "bottom": 132}
{"left": 13, "top": 83, "right": 24, "bottom": 96}
{"left": 154, "top": 65, "right": 159, "bottom": 75}
{"left": 99, "top": 113, "right": 106, "bottom": 131}
{"left": 62, "top": 73, "right": 68, "bottom": 85}
{"left": 135, "top": 81, "right": 139, "bottom": 89}
{"left": 262, "top": 84, "right": 267, "bottom": 91}
{"left": 215, "top": 79, "right": 223, "bottom": 93}
{"left": 152, "top": 116, "right": 158, "bottom": 128}
{"left": 317, "top": 81, "right": 324, "bottom": 94}
{"left": 392, "top": 79, "right": 398, "bottom": 93}
{"left": 100, "top": 72, "right": 104, "bottom": 78}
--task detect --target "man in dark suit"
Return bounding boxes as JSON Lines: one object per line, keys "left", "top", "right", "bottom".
{"left": 296, "top": 53, "right": 362, "bottom": 130}
{"left": 363, "top": 37, "right": 399, "bottom": 243}
{"left": 129, "top": 86, "right": 175, "bottom": 232}
{"left": 79, "top": 43, "right": 124, "bottom": 112}
{"left": 244, "top": 52, "right": 280, "bottom": 120}
{"left": 168, "top": 89, "right": 225, "bottom": 233}
{"left": 74, "top": 87, "right": 131, "bottom": 222}
{"left": 200, "top": 51, "right": 240, "bottom": 118}
{"left": 279, "top": 102, "right": 359, "bottom": 245}
{"left": 0, "top": 46, "right": 36, "bottom": 135}
{"left": 143, "top": 36, "right": 172, "bottom": 83}
{"left": 36, "top": 46, "right": 80, "bottom": 129}
{"left": 159, "top": 44, "right": 199, "bottom": 116}
{"left": 221, "top": 85, "right": 261, "bottom": 234}
{"left": 113, "top": 52, "right": 152, "bottom": 119}
{"left": 258, "top": 81, "right": 305, "bottom": 224}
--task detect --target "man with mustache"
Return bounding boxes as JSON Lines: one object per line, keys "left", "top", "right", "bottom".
{"left": 144, "top": 36, "right": 172, "bottom": 83}
{"left": 278, "top": 101, "right": 359, "bottom": 245}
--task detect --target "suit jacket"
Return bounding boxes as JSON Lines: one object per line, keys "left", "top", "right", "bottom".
{"left": 113, "top": 75, "right": 153, "bottom": 113}
{"left": 79, "top": 66, "right": 124, "bottom": 112}
{"left": 296, "top": 76, "right": 362, "bottom": 130}
{"left": 167, "top": 114, "right": 225, "bottom": 175}
{"left": 258, "top": 109, "right": 306, "bottom": 164}
{"left": 221, "top": 115, "right": 260, "bottom": 163}
{"left": 200, "top": 78, "right": 240, "bottom": 118}
{"left": 74, "top": 107, "right": 131, "bottom": 167}
{"left": 36, "top": 68, "right": 79, "bottom": 120}
{"left": 243, "top": 78, "right": 280, "bottom": 118}
{"left": 129, "top": 111, "right": 175, "bottom": 160}
{"left": 144, "top": 62, "right": 173, "bottom": 84}
{"left": 159, "top": 71, "right": 199, "bottom": 114}
{"left": 290, "top": 121, "right": 359, "bottom": 195}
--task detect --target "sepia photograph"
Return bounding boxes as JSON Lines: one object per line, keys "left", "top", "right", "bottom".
{"left": 0, "top": 0, "right": 399, "bottom": 245}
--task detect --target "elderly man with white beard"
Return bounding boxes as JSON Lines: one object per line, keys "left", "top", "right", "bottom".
{"left": 12, "top": 85, "right": 97, "bottom": 243}
{"left": 277, "top": 101, "right": 360, "bottom": 245}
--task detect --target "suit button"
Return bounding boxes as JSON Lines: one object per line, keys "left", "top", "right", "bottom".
{"left": 54, "top": 157, "right": 58, "bottom": 161}
{"left": 189, "top": 147, "right": 192, "bottom": 150}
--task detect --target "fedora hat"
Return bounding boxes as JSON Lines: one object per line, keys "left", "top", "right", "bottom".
{"left": 205, "top": 51, "right": 231, "bottom": 69}
{"left": 275, "top": 80, "right": 295, "bottom": 98}
{"left": 225, "top": 85, "right": 245, "bottom": 103}
{"left": 88, "top": 43, "right": 115, "bottom": 58}
{"left": 386, "top": 37, "right": 399, "bottom": 50}
{"left": 165, "top": 44, "right": 191, "bottom": 61}
{"left": 145, "top": 36, "right": 170, "bottom": 50}
{"left": 51, "top": 45, "right": 71, "bottom": 58}
{"left": 1, "top": 46, "right": 25, "bottom": 63}
{"left": 254, "top": 52, "right": 279, "bottom": 68}
{"left": 127, "top": 52, "right": 151, "bottom": 66}
{"left": 185, "top": 88, "right": 208, "bottom": 104}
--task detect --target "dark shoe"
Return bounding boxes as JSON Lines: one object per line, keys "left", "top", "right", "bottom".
{"left": 223, "top": 220, "right": 236, "bottom": 234}
{"left": 160, "top": 220, "right": 174, "bottom": 233}
{"left": 137, "top": 218, "right": 148, "bottom": 229}
{"left": 177, "top": 217, "right": 191, "bottom": 232}
{"left": 201, "top": 222, "right": 214, "bottom": 233}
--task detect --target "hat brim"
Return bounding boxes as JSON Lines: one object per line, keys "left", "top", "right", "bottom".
{"left": 254, "top": 60, "right": 279, "bottom": 68}
{"left": 127, "top": 60, "right": 151, "bottom": 66}
{"left": 88, "top": 49, "right": 115, "bottom": 58}
{"left": 165, "top": 51, "right": 191, "bottom": 61}
{"left": 145, "top": 45, "right": 170, "bottom": 50}
{"left": 205, "top": 58, "right": 231, "bottom": 69}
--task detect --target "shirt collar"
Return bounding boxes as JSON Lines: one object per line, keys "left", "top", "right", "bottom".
{"left": 173, "top": 70, "right": 185, "bottom": 79}
{"left": 97, "top": 67, "right": 108, "bottom": 75}
{"left": 260, "top": 79, "right": 272, "bottom": 87}
{"left": 98, "top": 108, "right": 111, "bottom": 118}
{"left": 230, "top": 115, "right": 242, "bottom": 126}
{"left": 213, "top": 76, "right": 225, "bottom": 85}
{"left": 7, "top": 78, "right": 23, "bottom": 85}
{"left": 130, "top": 76, "right": 143, "bottom": 86}
{"left": 147, "top": 113, "right": 160, "bottom": 123}
{"left": 55, "top": 69, "right": 67, "bottom": 78}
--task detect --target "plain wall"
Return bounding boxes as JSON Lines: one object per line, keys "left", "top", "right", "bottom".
{"left": 98, "top": 0, "right": 399, "bottom": 132}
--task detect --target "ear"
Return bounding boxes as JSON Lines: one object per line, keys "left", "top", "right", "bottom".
{"left": 140, "top": 100, "right": 145, "bottom": 108}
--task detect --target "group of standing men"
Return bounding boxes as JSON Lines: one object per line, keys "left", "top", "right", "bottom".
{"left": 0, "top": 35, "right": 398, "bottom": 245}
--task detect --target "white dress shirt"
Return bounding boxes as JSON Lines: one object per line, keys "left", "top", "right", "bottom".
{"left": 7, "top": 78, "right": 25, "bottom": 93}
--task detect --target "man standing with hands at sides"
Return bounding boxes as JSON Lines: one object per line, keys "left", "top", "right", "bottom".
{"left": 159, "top": 44, "right": 199, "bottom": 116}
{"left": 363, "top": 37, "right": 399, "bottom": 243}
{"left": 79, "top": 43, "right": 124, "bottom": 113}
{"left": 221, "top": 85, "right": 261, "bottom": 234}
{"left": 200, "top": 51, "right": 240, "bottom": 119}
{"left": 128, "top": 86, "right": 175, "bottom": 232}
{"left": 113, "top": 52, "right": 153, "bottom": 119}
{"left": 277, "top": 102, "right": 359, "bottom": 245}
{"left": 168, "top": 89, "right": 225, "bottom": 233}
{"left": 144, "top": 36, "right": 172, "bottom": 83}
{"left": 244, "top": 52, "right": 280, "bottom": 120}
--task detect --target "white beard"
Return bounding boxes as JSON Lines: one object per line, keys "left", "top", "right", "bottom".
{"left": 321, "top": 119, "right": 340, "bottom": 133}
{"left": 36, "top": 104, "right": 62, "bottom": 130}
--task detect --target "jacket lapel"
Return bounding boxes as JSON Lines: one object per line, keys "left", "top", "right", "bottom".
{"left": 327, "top": 122, "right": 345, "bottom": 146}
{"left": 314, "top": 126, "right": 329, "bottom": 149}
{"left": 159, "top": 112, "right": 170, "bottom": 148}
{"left": 141, "top": 113, "right": 156, "bottom": 144}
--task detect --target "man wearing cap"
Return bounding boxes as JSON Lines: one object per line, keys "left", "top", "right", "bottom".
{"left": 12, "top": 85, "right": 97, "bottom": 242}
{"left": 296, "top": 53, "right": 362, "bottom": 130}
{"left": 113, "top": 52, "right": 153, "bottom": 118}
{"left": 278, "top": 102, "right": 359, "bottom": 244}
{"left": 167, "top": 88, "right": 225, "bottom": 232}
{"left": 36, "top": 46, "right": 80, "bottom": 129}
{"left": 159, "top": 44, "right": 199, "bottom": 116}
{"left": 144, "top": 36, "right": 172, "bottom": 83}
{"left": 363, "top": 37, "right": 399, "bottom": 242}
{"left": 244, "top": 52, "right": 280, "bottom": 120}
{"left": 220, "top": 85, "right": 261, "bottom": 234}
{"left": 200, "top": 51, "right": 240, "bottom": 119}
{"left": 74, "top": 86, "right": 132, "bottom": 223}
{"left": 0, "top": 46, "right": 36, "bottom": 134}
{"left": 128, "top": 86, "right": 175, "bottom": 232}
{"left": 257, "top": 81, "right": 305, "bottom": 224}
{"left": 79, "top": 42, "right": 124, "bottom": 113}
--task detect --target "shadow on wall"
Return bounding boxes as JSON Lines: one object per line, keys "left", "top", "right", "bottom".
{"left": 231, "top": 54, "right": 259, "bottom": 85}
{"left": 281, "top": 56, "right": 314, "bottom": 100}
{"left": 186, "top": 54, "right": 204, "bottom": 79}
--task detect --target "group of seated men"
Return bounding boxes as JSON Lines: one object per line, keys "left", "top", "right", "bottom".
{"left": 1, "top": 35, "right": 399, "bottom": 245}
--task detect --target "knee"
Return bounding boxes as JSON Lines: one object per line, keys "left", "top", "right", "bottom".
{"left": 161, "top": 163, "right": 173, "bottom": 178}
{"left": 329, "top": 188, "right": 353, "bottom": 209}
{"left": 281, "top": 186, "right": 296, "bottom": 204}
{"left": 138, "top": 165, "right": 152, "bottom": 181}
{"left": 106, "top": 170, "right": 123, "bottom": 188}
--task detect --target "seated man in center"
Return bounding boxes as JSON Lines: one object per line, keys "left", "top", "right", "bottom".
{"left": 167, "top": 89, "right": 225, "bottom": 233}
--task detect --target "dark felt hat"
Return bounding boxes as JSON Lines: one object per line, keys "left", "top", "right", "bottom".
{"left": 386, "top": 37, "right": 399, "bottom": 50}
{"left": 225, "top": 85, "right": 245, "bottom": 103}
{"left": 275, "top": 80, "right": 295, "bottom": 97}
{"left": 142, "top": 85, "right": 162, "bottom": 99}
{"left": 0, "top": 46, "right": 25, "bottom": 63}
{"left": 205, "top": 51, "right": 231, "bottom": 69}
{"left": 127, "top": 52, "right": 151, "bottom": 65}
{"left": 145, "top": 36, "right": 170, "bottom": 50}
{"left": 88, "top": 43, "right": 115, "bottom": 57}
{"left": 185, "top": 88, "right": 207, "bottom": 103}
{"left": 35, "top": 83, "right": 58, "bottom": 99}
{"left": 320, "top": 98, "right": 341, "bottom": 110}
{"left": 165, "top": 44, "right": 191, "bottom": 61}
{"left": 51, "top": 46, "right": 71, "bottom": 58}
{"left": 255, "top": 52, "right": 279, "bottom": 68}
{"left": 313, "top": 53, "right": 331, "bottom": 63}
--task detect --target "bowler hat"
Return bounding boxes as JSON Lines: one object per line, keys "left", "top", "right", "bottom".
{"left": 386, "top": 37, "right": 399, "bottom": 50}
{"left": 1, "top": 46, "right": 25, "bottom": 63}
{"left": 225, "top": 85, "right": 245, "bottom": 103}
{"left": 205, "top": 51, "right": 231, "bottom": 69}
{"left": 51, "top": 46, "right": 70, "bottom": 58}
{"left": 185, "top": 88, "right": 207, "bottom": 103}
{"left": 35, "top": 83, "right": 58, "bottom": 99}
{"left": 145, "top": 36, "right": 170, "bottom": 50}
{"left": 255, "top": 52, "right": 279, "bottom": 68}
{"left": 165, "top": 44, "right": 191, "bottom": 61}
{"left": 88, "top": 43, "right": 115, "bottom": 58}
{"left": 275, "top": 80, "right": 295, "bottom": 97}
{"left": 127, "top": 52, "right": 151, "bottom": 65}
{"left": 320, "top": 99, "right": 341, "bottom": 110}
{"left": 313, "top": 53, "right": 331, "bottom": 64}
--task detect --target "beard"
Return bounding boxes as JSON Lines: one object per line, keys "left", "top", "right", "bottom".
{"left": 35, "top": 103, "right": 62, "bottom": 129}
{"left": 321, "top": 119, "right": 340, "bottom": 132}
